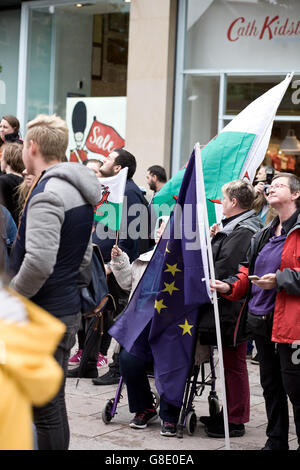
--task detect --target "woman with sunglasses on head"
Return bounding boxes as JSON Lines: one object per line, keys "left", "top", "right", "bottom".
{"left": 212, "top": 173, "right": 300, "bottom": 451}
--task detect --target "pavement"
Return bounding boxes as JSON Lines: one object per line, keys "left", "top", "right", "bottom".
{"left": 65, "top": 340, "right": 299, "bottom": 452}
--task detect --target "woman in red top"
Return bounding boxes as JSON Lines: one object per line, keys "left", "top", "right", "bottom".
{"left": 212, "top": 173, "right": 300, "bottom": 450}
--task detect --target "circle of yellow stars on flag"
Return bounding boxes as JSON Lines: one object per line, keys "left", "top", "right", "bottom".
{"left": 153, "top": 240, "right": 195, "bottom": 339}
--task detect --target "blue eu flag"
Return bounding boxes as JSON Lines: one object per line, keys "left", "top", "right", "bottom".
{"left": 109, "top": 149, "right": 211, "bottom": 407}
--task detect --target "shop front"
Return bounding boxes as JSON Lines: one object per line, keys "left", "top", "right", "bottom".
{"left": 0, "top": 0, "right": 130, "bottom": 161}
{"left": 173, "top": 0, "right": 300, "bottom": 177}
{"left": 1, "top": 0, "right": 300, "bottom": 184}
{"left": 0, "top": 0, "right": 176, "bottom": 187}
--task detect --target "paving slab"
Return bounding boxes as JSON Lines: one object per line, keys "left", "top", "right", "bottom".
{"left": 66, "top": 345, "right": 298, "bottom": 451}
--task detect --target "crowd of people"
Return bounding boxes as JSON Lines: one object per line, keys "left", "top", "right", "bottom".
{"left": 0, "top": 112, "right": 299, "bottom": 451}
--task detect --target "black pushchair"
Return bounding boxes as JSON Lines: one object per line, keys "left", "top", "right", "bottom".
{"left": 101, "top": 343, "right": 220, "bottom": 438}
{"left": 176, "top": 344, "right": 220, "bottom": 437}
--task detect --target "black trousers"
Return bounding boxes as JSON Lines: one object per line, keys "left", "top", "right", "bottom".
{"left": 254, "top": 335, "right": 300, "bottom": 450}
{"left": 119, "top": 348, "right": 181, "bottom": 424}
{"left": 33, "top": 312, "right": 81, "bottom": 450}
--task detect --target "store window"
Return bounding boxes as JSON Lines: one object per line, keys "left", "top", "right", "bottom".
{"left": 226, "top": 76, "right": 300, "bottom": 117}
{"left": 173, "top": 0, "right": 300, "bottom": 177}
{"left": 181, "top": 75, "right": 219, "bottom": 162}
{"left": 19, "top": 0, "right": 130, "bottom": 127}
{"left": 0, "top": 9, "right": 20, "bottom": 116}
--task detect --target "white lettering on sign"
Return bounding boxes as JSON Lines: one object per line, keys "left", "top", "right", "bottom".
{"left": 0, "top": 80, "right": 6, "bottom": 104}
{"left": 89, "top": 125, "right": 115, "bottom": 153}
{"left": 227, "top": 16, "right": 300, "bottom": 42}
{"left": 292, "top": 80, "right": 300, "bottom": 105}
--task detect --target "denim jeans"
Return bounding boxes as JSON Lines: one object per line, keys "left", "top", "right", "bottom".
{"left": 33, "top": 312, "right": 81, "bottom": 450}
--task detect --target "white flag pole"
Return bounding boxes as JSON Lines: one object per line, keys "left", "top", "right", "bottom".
{"left": 195, "top": 143, "right": 230, "bottom": 450}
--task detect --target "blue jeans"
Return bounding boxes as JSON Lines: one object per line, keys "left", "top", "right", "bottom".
{"left": 33, "top": 312, "right": 81, "bottom": 450}
{"left": 119, "top": 348, "right": 180, "bottom": 424}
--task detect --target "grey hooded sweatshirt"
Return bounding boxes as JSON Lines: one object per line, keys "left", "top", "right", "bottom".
{"left": 10, "top": 162, "right": 101, "bottom": 317}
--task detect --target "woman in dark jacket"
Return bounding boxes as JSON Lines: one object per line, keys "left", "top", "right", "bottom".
{"left": 0, "top": 115, "right": 23, "bottom": 177}
{"left": 0, "top": 115, "right": 22, "bottom": 146}
{"left": 213, "top": 173, "right": 300, "bottom": 450}
{"left": 198, "top": 179, "right": 262, "bottom": 438}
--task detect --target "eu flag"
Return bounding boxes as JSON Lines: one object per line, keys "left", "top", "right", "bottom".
{"left": 109, "top": 149, "right": 211, "bottom": 407}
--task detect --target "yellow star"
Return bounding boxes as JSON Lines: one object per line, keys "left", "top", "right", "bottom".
{"left": 155, "top": 299, "right": 167, "bottom": 314}
{"left": 164, "top": 263, "right": 181, "bottom": 277}
{"left": 165, "top": 243, "right": 171, "bottom": 254}
{"left": 179, "top": 319, "right": 194, "bottom": 336}
{"left": 162, "top": 281, "right": 179, "bottom": 296}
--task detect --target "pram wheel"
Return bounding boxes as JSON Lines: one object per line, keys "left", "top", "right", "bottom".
{"left": 186, "top": 411, "right": 197, "bottom": 435}
{"left": 102, "top": 399, "right": 114, "bottom": 424}
{"left": 208, "top": 391, "right": 220, "bottom": 417}
{"left": 151, "top": 390, "right": 160, "bottom": 409}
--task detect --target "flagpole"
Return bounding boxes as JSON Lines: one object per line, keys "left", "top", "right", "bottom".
{"left": 195, "top": 143, "right": 230, "bottom": 450}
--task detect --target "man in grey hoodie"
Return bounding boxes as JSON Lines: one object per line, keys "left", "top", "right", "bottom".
{"left": 9, "top": 114, "right": 101, "bottom": 450}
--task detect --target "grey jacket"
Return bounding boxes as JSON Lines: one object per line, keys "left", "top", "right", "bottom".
{"left": 10, "top": 162, "right": 101, "bottom": 317}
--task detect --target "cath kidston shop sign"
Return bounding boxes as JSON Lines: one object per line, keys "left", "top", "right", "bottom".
{"left": 227, "top": 15, "right": 300, "bottom": 42}
{"left": 187, "top": 1, "right": 300, "bottom": 71}
{"left": 66, "top": 97, "right": 126, "bottom": 163}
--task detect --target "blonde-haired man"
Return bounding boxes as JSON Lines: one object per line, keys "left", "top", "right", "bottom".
{"left": 10, "top": 114, "right": 101, "bottom": 450}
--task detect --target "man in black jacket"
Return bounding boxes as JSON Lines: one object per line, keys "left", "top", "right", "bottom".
{"left": 198, "top": 179, "right": 262, "bottom": 438}
{"left": 69, "top": 148, "right": 151, "bottom": 383}
{"left": 93, "top": 148, "right": 150, "bottom": 263}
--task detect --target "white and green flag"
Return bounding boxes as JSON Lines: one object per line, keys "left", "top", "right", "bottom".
{"left": 94, "top": 167, "right": 128, "bottom": 231}
{"left": 153, "top": 72, "right": 294, "bottom": 225}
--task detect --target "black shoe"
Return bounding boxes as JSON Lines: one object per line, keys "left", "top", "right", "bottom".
{"left": 129, "top": 409, "right": 158, "bottom": 429}
{"left": 92, "top": 370, "right": 120, "bottom": 385}
{"left": 199, "top": 411, "right": 223, "bottom": 426}
{"left": 67, "top": 366, "right": 98, "bottom": 379}
{"left": 261, "top": 440, "right": 289, "bottom": 451}
{"left": 205, "top": 422, "right": 245, "bottom": 438}
{"left": 261, "top": 444, "right": 272, "bottom": 450}
{"left": 160, "top": 421, "right": 177, "bottom": 437}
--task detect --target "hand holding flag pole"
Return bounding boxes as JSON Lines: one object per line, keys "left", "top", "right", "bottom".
{"left": 195, "top": 142, "right": 230, "bottom": 450}
{"left": 94, "top": 167, "right": 128, "bottom": 232}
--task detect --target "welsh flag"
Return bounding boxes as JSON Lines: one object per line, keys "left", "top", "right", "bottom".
{"left": 94, "top": 167, "right": 128, "bottom": 231}
{"left": 153, "top": 73, "right": 293, "bottom": 225}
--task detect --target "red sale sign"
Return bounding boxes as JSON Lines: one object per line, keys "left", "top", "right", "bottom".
{"left": 85, "top": 119, "right": 125, "bottom": 158}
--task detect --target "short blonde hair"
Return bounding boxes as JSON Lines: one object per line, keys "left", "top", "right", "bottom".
{"left": 25, "top": 114, "right": 68, "bottom": 162}
{"left": 222, "top": 179, "right": 255, "bottom": 210}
